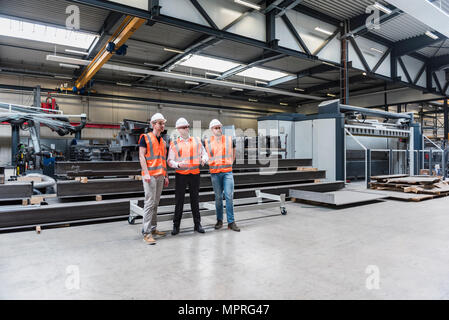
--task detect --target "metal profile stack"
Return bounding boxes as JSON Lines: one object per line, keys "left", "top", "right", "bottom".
{"left": 0, "top": 159, "right": 345, "bottom": 231}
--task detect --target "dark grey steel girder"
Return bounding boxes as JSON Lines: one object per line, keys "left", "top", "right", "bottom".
{"left": 54, "top": 159, "right": 313, "bottom": 177}
{"left": 0, "top": 183, "right": 33, "bottom": 200}
{"left": 56, "top": 170, "right": 326, "bottom": 198}
{"left": 0, "top": 181, "right": 344, "bottom": 230}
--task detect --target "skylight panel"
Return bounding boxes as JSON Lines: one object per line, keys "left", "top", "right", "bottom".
{"left": 236, "top": 67, "right": 288, "bottom": 81}
{"left": 0, "top": 16, "right": 98, "bottom": 49}
{"left": 178, "top": 54, "right": 240, "bottom": 73}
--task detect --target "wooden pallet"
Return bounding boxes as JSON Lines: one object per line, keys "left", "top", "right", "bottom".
{"left": 369, "top": 175, "right": 449, "bottom": 199}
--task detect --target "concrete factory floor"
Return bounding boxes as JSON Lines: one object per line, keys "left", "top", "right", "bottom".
{"left": 1, "top": 193, "right": 449, "bottom": 300}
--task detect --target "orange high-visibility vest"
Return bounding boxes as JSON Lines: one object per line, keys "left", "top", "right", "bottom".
{"left": 205, "top": 135, "right": 233, "bottom": 174}
{"left": 170, "top": 137, "right": 201, "bottom": 175}
{"left": 139, "top": 132, "right": 167, "bottom": 177}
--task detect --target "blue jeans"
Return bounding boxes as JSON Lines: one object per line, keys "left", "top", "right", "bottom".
{"left": 210, "top": 172, "right": 235, "bottom": 224}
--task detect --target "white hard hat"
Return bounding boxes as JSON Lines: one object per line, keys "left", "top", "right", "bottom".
{"left": 209, "top": 119, "right": 222, "bottom": 129}
{"left": 175, "top": 117, "right": 189, "bottom": 128}
{"left": 150, "top": 113, "right": 166, "bottom": 123}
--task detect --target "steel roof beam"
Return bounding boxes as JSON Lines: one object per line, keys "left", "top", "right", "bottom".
{"left": 397, "top": 56, "right": 413, "bottom": 84}
{"left": 136, "top": 0, "right": 264, "bottom": 84}
{"left": 347, "top": 6, "right": 401, "bottom": 38}
{"left": 264, "top": 64, "right": 336, "bottom": 88}
{"left": 349, "top": 36, "right": 371, "bottom": 73}
{"left": 393, "top": 33, "right": 446, "bottom": 57}
{"left": 429, "top": 54, "right": 449, "bottom": 70}
{"left": 189, "top": 0, "right": 219, "bottom": 30}
{"left": 281, "top": 14, "right": 311, "bottom": 55}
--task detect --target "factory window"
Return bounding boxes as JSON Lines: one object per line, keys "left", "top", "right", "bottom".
{"left": 0, "top": 16, "right": 98, "bottom": 50}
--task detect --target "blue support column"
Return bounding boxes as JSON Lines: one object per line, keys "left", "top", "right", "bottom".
{"left": 414, "top": 151, "right": 419, "bottom": 175}
{"left": 406, "top": 148, "right": 409, "bottom": 175}
{"left": 444, "top": 149, "right": 448, "bottom": 180}
{"left": 366, "top": 149, "right": 371, "bottom": 188}
{"left": 11, "top": 124, "right": 20, "bottom": 166}
{"left": 389, "top": 149, "right": 393, "bottom": 175}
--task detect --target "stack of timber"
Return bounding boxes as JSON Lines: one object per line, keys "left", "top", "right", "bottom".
{"left": 369, "top": 174, "right": 449, "bottom": 201}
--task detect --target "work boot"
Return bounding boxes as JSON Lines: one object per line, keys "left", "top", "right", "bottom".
{"left": 214, "top": 220, "right": 223, "bottom": 230}
{"left": 152, "top": 229, "right": 166, "bottom": 237}
{"left": 228, "top": 222, "right": 240, "bottom": 232}
{"left": 143, "top": 234, "right": 156, "bottom": 245}
{"left": 194, "top": 224, "right": 205, "bottom": 233}
{"left": 171, "top": 225, "right": 180, "bottom": 236}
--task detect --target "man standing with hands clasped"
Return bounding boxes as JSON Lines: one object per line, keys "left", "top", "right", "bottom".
{"left": 139, "top": 113, "right": 169, "bottom": 245}
{"left": 204, "top": 119, "right": 240, "bottom": 232}
{"left": 168, "top": 117, "right": 208, "bottom": 235}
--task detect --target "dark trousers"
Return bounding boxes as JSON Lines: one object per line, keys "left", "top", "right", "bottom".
{"left": 174, "top": 173, "right": 201, "bottom": 227}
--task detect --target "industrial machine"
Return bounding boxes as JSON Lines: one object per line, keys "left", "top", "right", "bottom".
{"left": 0, "top": 100, "right": 87, "bottom": 173}
{"left": 116, "top": 119, "right": 169, "bottom": 161}
{"left": 257, "top": 100, "right": 436, "bottom": 183}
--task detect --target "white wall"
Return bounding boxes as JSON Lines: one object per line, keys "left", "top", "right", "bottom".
{"left": 276, "top": 10, "right": 340, "bottom": 63}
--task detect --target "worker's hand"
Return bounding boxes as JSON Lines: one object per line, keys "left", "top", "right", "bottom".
{"left": 144, "top": 174, "right": 151, "bottom": 183}
{"left": 164, "top": 176, "right": 169, "bottom": 187}
{"left": 178, "top": 162, "right": 188, "bottom": 168}
{"left": 201, "top": 160, "right": 206, "bottom": 166}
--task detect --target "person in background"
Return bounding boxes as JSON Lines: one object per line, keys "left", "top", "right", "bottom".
{"left": 138, "top": 113, "right": 169, "bottom": 245}
{"left": 204, "top": 119, "right": 240, "bottom": 232}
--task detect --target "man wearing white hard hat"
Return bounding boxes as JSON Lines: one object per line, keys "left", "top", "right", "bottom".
{"left": 204, "top": 119, "right": 240, "bottom": 232}
{"left": 138, "top": 112, "right": 169, "bottom": 245}
{"left": 167, "top": 117, "right": 208, "bottom": 235}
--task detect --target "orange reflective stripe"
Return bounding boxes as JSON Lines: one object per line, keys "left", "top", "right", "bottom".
{"left": 172, "top": 137, "right": 201, "bottom": 175}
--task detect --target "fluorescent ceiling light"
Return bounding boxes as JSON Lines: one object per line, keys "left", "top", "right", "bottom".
{"left": 178, "top": 54, "right": 240, "bottom": 73}
{"left": 370, "top": 47, "right": 384, "bottom": 54}
{"left": 294, "top": 87, "right": 305, "bottom": 92}
{"left": 234, "top": 0, "right": 261, "bottom": 10}
{"left": 232, "top": 87, "right": 244, "bottom": 91}
{"left": 164, "top": 47, "right": 185, "bottom": 54}
{"left": 237, "top": 67, "right": 288, "bottom": 81}
{"left": 54, "top": 75, "right": 72, "bottom": 80}
{"left": 280, "top": 102, "right": 288, "bottom": 106}
{"left": 327, "top": 93, "right": 336, "bottom": 97}
{"left": 205, "top": 72, "right": 221, "bottom": 77}
{"left": 48, "top": 55, "right": 89, "bottom": 66}
{"left": 314, "top": 27, "right": 334, "bottom": 36}
{"left": 362, "top": 72, "right": 367, "bottom": 76}
{"left": 0, "top": 16, "right": 97, "bottom": 49}
{"left": 248, "top": 98, "right": 258, "bottom": 102}
{"left": 65, "top": 49, "right": 88, "bottom": 55}
{"left": 185, "top": 80, "right": 199, "bottom": 85}
{"left": 168, "top": 89, "right": 182, "bottom": 93}
{"left": 59, "top": 63, "right": 80, "bottom": 69}
{"left": 373, "top": 2, "right": 392, "bottom": 15}
{"left": 425, "top": 31, "right": 439, "bottom": 40}
{"left": 116, "top": 82, "right": 132, "bottom": 87}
